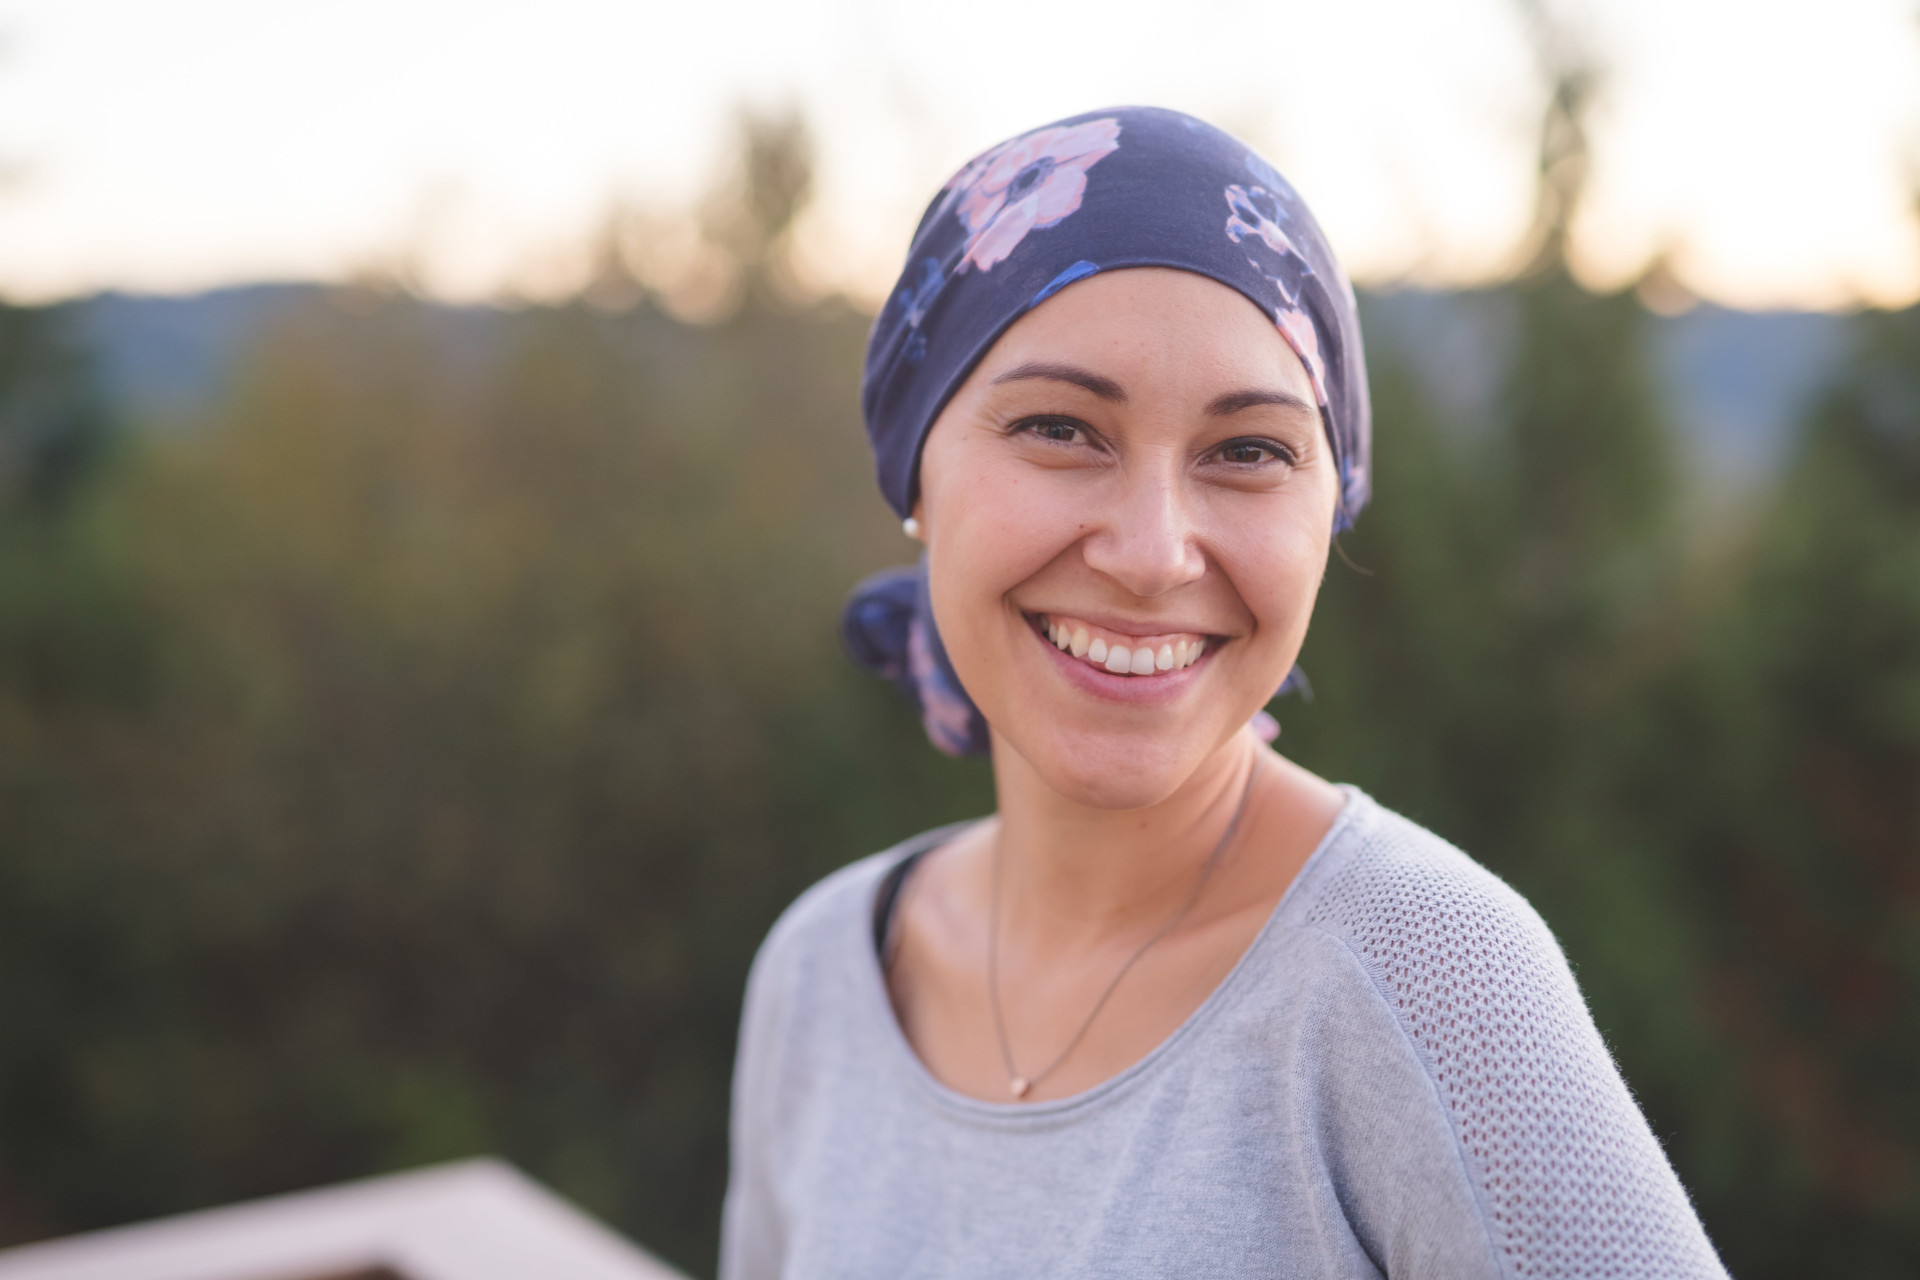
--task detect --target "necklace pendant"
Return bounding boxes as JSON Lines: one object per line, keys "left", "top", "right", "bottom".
{"left": 1009, "top": 1076, "right": 1031, "bottom": 1099}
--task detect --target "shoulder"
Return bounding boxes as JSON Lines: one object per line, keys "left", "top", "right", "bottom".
{"left": 1286, "top": 791, "right": 1728, "bottom": 1278}
{"left": 1298, "top": 792, "right": 1566, "bottom": 995}
{"left": 754, "top": 851, "right": 891, "bottom": 971}
{"left": 724, "top": 832, "right": 963, "bottom": 1279}
{"left": 742, "top": 851, "right": 888, "bottom": 1025}
{"left": 1292, "top": 791, "right": 1597, "bottom": 1110}
{"left": 741, "top": 821, "right": 974, "bottom": 1031}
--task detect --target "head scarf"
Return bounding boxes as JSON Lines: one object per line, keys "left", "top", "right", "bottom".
{"left": 842, "top": 106, "right": 1371, "bottom": 756}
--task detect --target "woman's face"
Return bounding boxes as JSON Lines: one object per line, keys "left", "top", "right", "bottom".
{"left": 915, "top": 267, "right": 1339, "bottom": 810}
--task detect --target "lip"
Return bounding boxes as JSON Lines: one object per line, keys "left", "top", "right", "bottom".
{"left": 1023, "top": 611, "right": 1219, "bottom": 706}
{"left": 1030, "top": 608, "right": 1217, "bottom": 643}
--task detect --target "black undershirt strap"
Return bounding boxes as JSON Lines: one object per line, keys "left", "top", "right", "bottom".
{"left": 872, "top": 849, "right": 928, "bottom": 968}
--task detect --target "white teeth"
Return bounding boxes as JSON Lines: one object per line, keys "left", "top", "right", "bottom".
{"left": 1044, "top": 616, "right": 1210, "bottom": 676}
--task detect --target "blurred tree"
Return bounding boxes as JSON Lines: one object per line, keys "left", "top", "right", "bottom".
{"left": 0, "top": 304, "right": 112, "bottom": 514}
{"left": 0, "top": 114, "right": 987, "bottom": 1277}
{"left": 597, "top": 107, "right": 821, "bottom": 324}
{"left": 1293, "top": 2, "right": 1681, "bottom": 954}
{"left": 1648, "top": 302, "right": 1920, "bottom": 1277}
{"left": 1289, "top": 8, "right": 1728, "bottom": 1260}
{"left": 727, "top": 108, "right": 814, "bottom": 273}
{"left": 1511, "top": 0, "right": 1595, "bottom": 281}
{"left": 0, "top": 299, "right": 147, "bottom": 1243}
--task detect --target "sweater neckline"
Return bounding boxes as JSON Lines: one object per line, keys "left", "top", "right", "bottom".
{"left": 854, "top": 785, "right": 1371, "bottom": 1127}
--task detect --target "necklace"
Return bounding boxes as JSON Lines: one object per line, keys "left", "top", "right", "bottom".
{"left": 986, "top": 761, "right": 1259, "bottom": 1101}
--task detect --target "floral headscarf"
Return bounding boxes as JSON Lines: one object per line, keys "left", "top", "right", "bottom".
{"left": 844, "top": 106, "right": 1371, "bottom": 757}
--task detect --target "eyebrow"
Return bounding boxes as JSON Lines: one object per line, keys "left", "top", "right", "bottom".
{"left": 1206, "top": 388, "right": 1317, "bottom": 417}
{"left": 990, "top": 361, "right": 1127, "bottom": 402}
{"left": 991, "top": 361, "right": 1314, "bottom": 419}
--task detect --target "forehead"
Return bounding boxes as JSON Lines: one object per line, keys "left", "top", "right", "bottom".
{"left": 971, "top": 267, "right": 1313, "bottom": 400}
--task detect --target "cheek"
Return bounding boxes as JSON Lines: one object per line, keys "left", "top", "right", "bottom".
{"left": 1216, "top": 504, "right": 1332, "bottom": 647}
{"left": 930, "top": 461, "right": 1090, "bottom": 600}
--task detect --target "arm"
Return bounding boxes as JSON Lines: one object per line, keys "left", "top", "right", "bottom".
{"left": 1305, "top": 822, "right": 1728, "bottom": 1279}
{"left": 718, "top": 931, "right": 790, "bottom": 1280}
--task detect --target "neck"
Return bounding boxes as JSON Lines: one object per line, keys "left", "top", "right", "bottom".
{"left": 986, "top": 727, "right": 1265, "bottom": 949}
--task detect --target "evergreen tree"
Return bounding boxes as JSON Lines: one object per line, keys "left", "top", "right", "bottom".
{"left": 0, "top": 304, "right": 112, "bottom": 515}
{"left": 1292, "top": 27, "right": 1719, "bottom": 1254}
{"left": 0, "top": 116, "right": 986, "bottom": 1276}
{"left": 1656, "top": 302, "right": 1920, "bottom": 1277}
{"left": 1295, "top": 27, "right": 1684, "bottom": 961}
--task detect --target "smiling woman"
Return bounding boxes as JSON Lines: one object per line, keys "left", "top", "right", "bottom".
{"left": 720, "top": 108, "right": 1729, "bottom": 1279}
{"left": 914, "top": 270, "right": 1335, "bottom": 817}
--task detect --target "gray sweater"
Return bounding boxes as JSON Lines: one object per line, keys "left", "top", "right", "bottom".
{"left": 720, "top": 788, "right": 1728, "bottom": 1279}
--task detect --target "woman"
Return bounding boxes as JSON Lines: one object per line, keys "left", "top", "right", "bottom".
{"left": 721, "top": 107, "right": 1726, "bottom": 1278}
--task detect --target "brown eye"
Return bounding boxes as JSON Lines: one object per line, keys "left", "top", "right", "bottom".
{"left": 1013, "top": 416, "right": 1086, "bottom": 444}
{"left": 1217, "top": 438, "right": 1290, "bottom": 466}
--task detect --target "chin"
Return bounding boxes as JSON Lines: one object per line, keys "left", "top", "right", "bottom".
{"left": 1002, "top": 718, "right": 1222, "bottom": 812}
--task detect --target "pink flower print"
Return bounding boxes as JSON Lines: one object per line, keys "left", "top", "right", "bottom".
{"left": 1224, "top": 183, "right": 1301, "bottom": 261}
{"left": 1275, "top": 305, "right": 1328, "bottom": 405}
{"left": 908, "top": 611, "right": 980, "bottom": 757}
{"left": 1224, "top": 182, "right": 1310, "bottom": 311}
{"left": 948, "top": 118, "right": 1122, "bottom": 273}
{"left": 1224, "top": 181, "right": 1329, "bottom": 408}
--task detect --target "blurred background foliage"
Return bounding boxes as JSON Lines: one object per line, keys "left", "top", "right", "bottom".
{"left": 0, "top": 91, "right": 1916, "bottom": 1280}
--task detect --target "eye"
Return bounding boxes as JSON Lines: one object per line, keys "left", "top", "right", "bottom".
{"left": 1011, "top": 415, "right": 1090, "bottom": 445}
{"left": 1214, "top": 437, "right": 1295, "bottom": 466}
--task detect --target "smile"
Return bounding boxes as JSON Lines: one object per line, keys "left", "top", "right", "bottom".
{"left": 1031, "top": 613, "right": 1213, "bottom": 677}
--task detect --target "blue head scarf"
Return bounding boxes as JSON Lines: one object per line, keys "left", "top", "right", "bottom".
{"left": 842, "top": 106, "right": 1371, "bottom": 757}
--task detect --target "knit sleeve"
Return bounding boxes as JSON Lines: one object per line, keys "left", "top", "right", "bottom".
{"left": 1304, "top": 811, "right": 1728, "bottom": 1280}
{"left": 718, "top": 905, "right": 804, "bottom": 1280}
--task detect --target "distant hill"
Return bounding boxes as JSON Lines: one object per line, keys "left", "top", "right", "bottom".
{"left": 1360, "top": 288, "right": 1851, "bottom": 493}
{"left": 72, "top": 285, "right": 511, "bottom": 426}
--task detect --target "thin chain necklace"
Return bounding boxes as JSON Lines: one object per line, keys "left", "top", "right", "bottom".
{"left": 987, "top": 761, "right": 1259, "bottom": 1101}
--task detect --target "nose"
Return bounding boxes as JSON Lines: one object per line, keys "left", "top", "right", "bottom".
{"left": 1079, "top": 458, "right": 1207, "bottom": 599}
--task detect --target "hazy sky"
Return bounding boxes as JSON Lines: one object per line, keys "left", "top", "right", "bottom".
{"left": 0, "top": 0, "right": 1915, "bottom": 310}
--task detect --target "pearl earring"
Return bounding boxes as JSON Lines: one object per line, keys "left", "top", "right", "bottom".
{"left": 903, "top": 517, "right": 922, "bottom": 540}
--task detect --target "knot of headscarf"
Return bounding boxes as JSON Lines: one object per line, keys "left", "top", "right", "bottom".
{"left": 844, "top": 106, "right": 1371, "bottom": 757}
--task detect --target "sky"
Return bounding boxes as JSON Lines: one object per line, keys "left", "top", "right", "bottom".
{"left": 0, "top": 0, "right": 1916, "bottom": 311}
